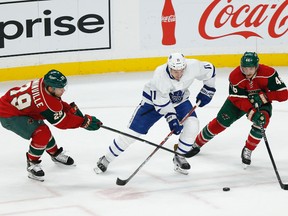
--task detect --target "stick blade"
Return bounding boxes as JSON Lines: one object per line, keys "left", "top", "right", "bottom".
{"left": 184, "top": 148, "right": 200, "bottom": 158}
{"left": 116, "top": 177, "right": 128, "bottom": 186}
{"left": 281, "top": 184, "right": 288, "bottom": 190}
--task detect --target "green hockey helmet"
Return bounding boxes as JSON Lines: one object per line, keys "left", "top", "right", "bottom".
{"left": 240, "top": 52, "right": 259, "bottom": 68}
{"left": 43, "top": 69, "right": 67, "bottom": 88}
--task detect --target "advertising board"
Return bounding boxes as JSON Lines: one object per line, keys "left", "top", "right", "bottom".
{"left": 0, "top": 0, "right": 111, "bottom": 58}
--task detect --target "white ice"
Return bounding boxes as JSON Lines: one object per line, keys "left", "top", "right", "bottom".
{"left": 0, "top": 67, "right": 287, "bottom": 216}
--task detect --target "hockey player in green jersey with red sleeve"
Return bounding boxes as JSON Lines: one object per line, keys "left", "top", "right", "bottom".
{"left": 0, "top": 69, "right": 102, "bottom": 181}
{"left": 186, "top": 52, "right": 288, "bottom": 167}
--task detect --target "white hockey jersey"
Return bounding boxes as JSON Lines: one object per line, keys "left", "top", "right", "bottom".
{"left": 142, "top": 59, "right": 216, "bottom": 116}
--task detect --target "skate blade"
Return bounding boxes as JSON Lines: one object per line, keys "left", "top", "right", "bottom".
{"left": 53, "top": 162, "right": 76, "bottom": 167}
{"left": 174, "top": 166, "right": 189, "bottom": 175}
{"left": 93, "top": 166, "right": 104, "bottom": 174}
{"left": 242, "top": 163, "right": 249, "bottom": 170}
{"left": 28, "top": 173, "right": 44, "bottom": 182}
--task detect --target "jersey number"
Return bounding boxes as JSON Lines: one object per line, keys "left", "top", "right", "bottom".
{"left": 10, "top": 82, "right": 32, "bottom": 110}
{"left": 275, "top": 76, "right": 283, "bottom": 85}
{"left": 54, "top": 111, "right": 63, "bottom": 120}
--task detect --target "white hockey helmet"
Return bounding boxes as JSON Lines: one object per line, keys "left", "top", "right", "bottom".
{"left": 167, "top": 53, "right": 186, "bottom": 70}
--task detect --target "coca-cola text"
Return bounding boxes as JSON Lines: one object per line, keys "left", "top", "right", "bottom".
{"left": 199, "top": 0, "right": 287, "bottom": 39}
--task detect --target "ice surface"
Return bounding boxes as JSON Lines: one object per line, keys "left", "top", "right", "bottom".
{"left": 0, "top": 67, "right": 287, "bottom": 216}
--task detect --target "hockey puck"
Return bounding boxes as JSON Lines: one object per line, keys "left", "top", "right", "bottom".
{"left": 223, "top": 187, "right": 230, "bottom": 191}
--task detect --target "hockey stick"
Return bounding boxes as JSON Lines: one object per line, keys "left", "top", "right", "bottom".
{"left": 261, "top": 126, "right": 288, "bottom": 190}
{"left": 252, "top": 101, "right": 288, "bottom": 190}
{"left": 116, "top": 101, "right": 200, "bottom": 186}
{"left": 100, "top": 125, "right": 184, "bottom": 156}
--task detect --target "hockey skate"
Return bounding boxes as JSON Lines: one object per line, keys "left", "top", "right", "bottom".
{"left": 27, "top": 156, "right": 45, "bottom": 182}
{"left": 173, "top": 145, "right": 191, "bottom": 175}
{"left": 49, "top": 147, "right": 75, "bottom": 166}
{"left": 94, "top": 156, "right": 110, "bottom": 174}
{"left": 241, "top": 146, "right": 252, "bottom": 169}
{"left": 173, "top": 154, "right": 191, "bottom": 175}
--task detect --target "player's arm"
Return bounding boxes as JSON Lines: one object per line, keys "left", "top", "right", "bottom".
{"left": 41, "top": 100, "right": 102, "bottom": 131}
{"left": 195, "top": 61, "right": 216, "bottom": 107}
{"left": 62, "top": 101, "right": 84, "bottom": 117}
{"left": 248, "top": 70, "right": 288, "bottom": 108}
{"left": 228, "top": 81, "right": 253, "bottom": 112}
{"left": 150, "top": 73, "right": 183, "bottom": 135}
{"left": 148, "top": 69, "right": 175, "bottom": 115}
{"left": 40, "top": 108, "right": 84, "bottom": 129}
{"left": 151, "top": 90, "right": 183, "bottom": 135}
{"left": 265, "top": 71, "right": 288, "bottom": 102}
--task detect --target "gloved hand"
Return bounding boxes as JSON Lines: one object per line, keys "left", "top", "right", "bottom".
{"left": 70, "top": 102, "right": 84, "bottom": 117}
{"left": 247, "top": 108, "right": 266, "bottom": 126}
{"left": 165, "top": 113, "right": 183, "bottom": 135}
{"left": 196, "top": 85, "right": 216, "bottom": 107}
{"left": 248, "top": 92, "right": 268, "bottom": 108}
{"left": 81, "top": 114, "right": 102, "bottom": 131}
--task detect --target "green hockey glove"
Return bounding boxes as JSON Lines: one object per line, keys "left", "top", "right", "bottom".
{"left": 247, "top": 108, "right": 266, "bottom": 126}
{"left": 81, "top": 114, "right": 102, "bottom": 131}
{"left": 248, "top": 92, "right": 268, "bottom": 108}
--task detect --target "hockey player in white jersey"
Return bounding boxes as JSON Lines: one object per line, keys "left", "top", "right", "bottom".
{"left": 94, "top": 53, "right": 216, "bottom": 175}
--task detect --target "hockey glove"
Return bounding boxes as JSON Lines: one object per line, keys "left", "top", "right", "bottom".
{"left": 81, "top": 114, "right": 102, "bottom": 131}
{"left": 196, "top": 85, "right": 216, "bottom": 107}
{"left": 247, "top": 108, "right": 266, "bottom": 126}
{"left": 70, "top": 102, "right": 84, "bottom": 117}
{"left": 165, "top": 113, "right": 183, "bottom": 135}
{"left": 248, "top": 92, "right": 268, "bottom": 108}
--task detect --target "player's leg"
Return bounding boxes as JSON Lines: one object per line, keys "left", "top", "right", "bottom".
{"left": 0, "top": 116, "right": 47, "bottom": 180}
{"left": 45, "top": 136, "right": 75, "bottom": 166}
{"left": 0, "top": 116, "right": 74, "bottom": 181}
{"left": 187, "top": 99, "right": 245, "bottom": 157}
{"left": 29, "top": 124, "right": 74, "bottom": 167}
{"left": 173, "top": 101, "right": 198, "bottom": 174}
{"left": 242, "top": 104, "right": 271, "bottom": 167}
{"left": 94, "top": 102, "right": 162, "bottom": 174}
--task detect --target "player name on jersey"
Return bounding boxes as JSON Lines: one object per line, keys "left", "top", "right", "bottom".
{"left": 31, "top": 79, "right": 44, "bottom": 108}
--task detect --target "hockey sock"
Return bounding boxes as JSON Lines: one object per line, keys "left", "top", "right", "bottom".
{"left": 245, "top": 125, "right": 262, "bottom": 150}
{"left": 195, "top": 118, "right": 226, "bottom": 146}
{"left": 28, "top": 124, "right": 52, "bottom": 161}
{"left": 45, "top": 136, "right": 58, "bottom": 155}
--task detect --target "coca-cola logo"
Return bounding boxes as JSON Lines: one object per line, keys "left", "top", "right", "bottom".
{"left": 199, "top": 0, "right": 287, "bottom": 39}
{"left": 162, "top": 15, "right": 176, "bottom": 22}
